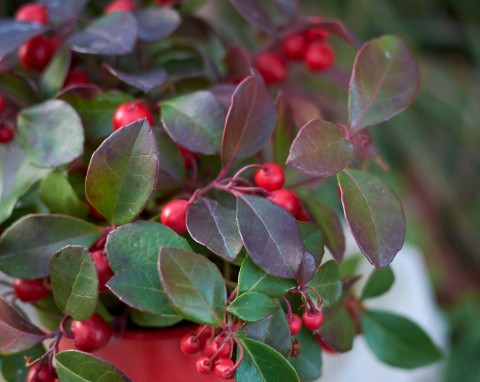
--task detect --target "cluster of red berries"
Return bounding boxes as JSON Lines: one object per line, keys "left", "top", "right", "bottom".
{"left": 255, "top": 24, "right": 335, "bottom": 85}
{"left": 287, "top": 308, "right": 325, "bottom": 336}
{"left": 180, "top": 326, "right": 236, "bottom": 379}
{"left": 105, "top": 0, "right": 177, "bottom": 14}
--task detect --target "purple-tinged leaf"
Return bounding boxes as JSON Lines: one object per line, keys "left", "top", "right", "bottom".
{"left": 224, "top": 46, "right": 251, "bottom": 85}
{"left": 161, "top": 91, "right": 225, "bottom": 155}
{"left": 287, "top": 119, "right": 353, "bottom": 177}
{"left": 338, "top": 169, "right": 405, "bottom": 268}
{"left": 222, "top": 73, "right": 276, "bottom": 169}
{"left": 0, "top": 21, "right": 46, "bottom": 59}
{"left": 288, "top": 94, "right": 322, "bottom": 128}
{"left": 38, "top": 0, "right": 88, "bottom": 23}
{"left": 311, "top": 19, "right": 361, "bottom": 48}
{"left": 134, "top": 7, "right": 181, "bottom": 42}
{"left": 104, "top": 64, "right": 167, "bottom": 94}
{"left": 317, "top": 303, "right": 355, "bottom": 353}
{"left": 273, "top": 91, "right": 296, "bottom": 165}
{"left": 152, "top": 128, "right": 185, "bottom": 189}
{"left": 85, "top": 120, "right": 159, "bottom": 226}
{"left": 186, "top": 198, "right": 242, "bottom": 261}
{"left": 295, "top": 251, "right": 317, "bottom": 285}
{"left": 0, "top": 297, "right": 46, "bottom": 355}
{"left": 298, "top": 222, "right": 324, "bottom": 266}
{"left": 209, "top": 83, "right": 236, "bottom": 110}
{"left": 236, "top": 194, "right": 304, "bottom": 279}
{"left": 348, "top": 35, "right": 420, "bottom": 132}
{"left": 67, "top": 12, "right": 138, "bottom": 56}
{"left": 158, "top": 247, "right": 226, "bottom": 325}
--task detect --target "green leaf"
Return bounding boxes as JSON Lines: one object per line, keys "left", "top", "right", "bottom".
{"left": 39, "top": 46, "right": 71, "bottom": 99}
{"left": 158, "top": 247, "right": 226, "bottom": 325}
{"left": 298, "top": 222, "right": 324, "bottom": 266}
{"left": 228, "top": 292, "right": 278, "bottom": 322}
{"left": 49, "top": 246, "right": 98, "bottom": 320}
{"left": 40, "top": 170, "right": 88, "bottom": 218}
{"left": 317, "top": 304, "right": 355, "bottom": 353}
{"left": 17, "top": 100, "right": 84, "bottom": 168}
{"left": 0, "top": 73, "right": 36, "bottom": 105}
{"left": 238, "top": 257, "right": 296, "bottom": 298}
{"left": 56, "top": 350, "right": 132, "bottom": 381}
{"left": 289, "top": 329, "right": 322, "bottom": 382}
{"left": 361, "top": 309, "right": 443, "bottom": 369}
{"left": 307, "top": 261, "right": 341, "bottom": 307}
{"left": 361, "top": 266, "right": 395, "bottom": 300}
{"left": 153, "top": 127, "right": 185, "bottom": 189}
{"left": 338, "top": 255, "right": 362, "bottom": 278}
{"left": 0, "top": 214, "right": 102, "bottom": 278}
{"left": 1, "top": 344, "right": 45, "bottom": 382}
{"left": 273, "top": 92, "right": 296, "bottom": 164}
{"left": 338, "top": 169, "right": 405, "bottom": 268}
{"left": 129, "top": 310, "right": 181, "bottom": 328}
{"left": 85, "top": 120, "right": 158, "bottom": 226}
{"left": 236, "top": 336, "right": 299, "bottom": 382}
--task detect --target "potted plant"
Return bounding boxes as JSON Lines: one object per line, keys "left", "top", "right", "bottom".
{"left": 0, "top": 0, "right": 443, "bottom": 381}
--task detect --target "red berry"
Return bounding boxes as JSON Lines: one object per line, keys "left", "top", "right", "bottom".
{"left": 160, "top": 199, "right": 189, "bottom": 234}
{"left": 15, "top": 3, "right": 49, "bottom": 25}
{"left": 180, "top": 333, "right": 202, "bottom": 354}
{"left": 178, "top": 146, "right": 196, "bottom": 169}
{"left": 212, "top": 338, "right": 231, "bottom": 358}
{"left": 71, "top": 314, "right": 112, "bottom": 352}
{"left": 112, "top": 101, "right": 154, "bottom": 131}
{"left": 304, "top": 42, "right": 335, "bottom": 72}
{"left": 26, "top": 363, "right": 56, "bottom": 382}
{"left": 282, "top": 33, "right": 308, "bottom": 60}
{"left": 87, "top": 202, "right": 104, "bottom": 220}
{"left": 18, "top": 36, "right": 54, "bottom": 71}
{"left": 196, "top": 356, "right": 213, "bottom": 374}
{"left": 13, "top": 278, "right": 50, "bottom": 302}
{"left": 305, "top": 27, "right": 330, "bottom": 42}
{"left": 296, "top": 205, "right": 311, "bottom": 222}
{"left": 202, "top": 339, "right": 215, "bottom": 357}
{"left": 302, "top": 309, "right": 324, "bottom": 331}
{"left": 254, "top": 52, "right": 287, "bottom": 85}
{"left": 0, "top": 96, "right": 5, "bottom": 112}
{"left": 267, "top": 189, "right": 300, "bottom": 216}
{"left": 91, "top": 250, "right": 114, "bottom": 293}
{"left": 196, "top": 325, "right": 213, "bottom": 342}
{"left": 63, "top": 69, "right": 90, "bottom": 88}
{"left": 254, "top": 162, "right": 285, "bottom": 192}
{"left": 214, "top": 357, "right": 234, "bottom": 379}
{"left": 105, "top": 0, "right": 135, "bottom": 14}
{"left": 287, "top": 313, "right": 302, "bottom": 335}
{"left": 0, "top": 125, "right": 15, "bottom": 144}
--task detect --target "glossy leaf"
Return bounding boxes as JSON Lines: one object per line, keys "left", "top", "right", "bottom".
{"left": 39, "top": 170, "right": 88, "bottom": 218}
{"left": 186, "top": 198, "right": 242, "bottom": 261}
{"left": 17, "top": 100, "right": 84, "bottom": 168}
{"left": 361, "top": 309, "right": 443, "bottom": 368}
{"left": 236, "top": 336, "right": 300, "bottom": 382}
{"left": 209, "top": 83, "right": 236, "bottom": 110}
{"left": 130, "top": 310, "right": 181, "bottom": 328}
{"left": 236, "top": 194, "right": 304, "bottom": 278}
{"left": 361, "top": 266, "right": 395, "bottom": 300}
{"left": 307, "top": 260, "right": 341, "bottom": 307}
{"left": 56, "top": 350, "right": 132, "bottom": 382}
{"left": 152, "top": 128, "right": 185, "bottom": 189}
{"left": 241, "top": 308, "right": 291, "bottom": 356}
{"left": 135, "top": 7, "right": 181, "bottom": 42}
{"left": 0, "top": 298, "right": 46, "bottom": 355}
{"left": 296, "top": 251, "right": 317, "bottom": 286}
{"left": 224, "top": 46, "right": 251, "bottom": 85}
{"left": 298, "top": 222, "right": 325, "bottom": 266}
{"left": 289, "top": 329, "right": 322, "bottom": 382}
{"left": 222, "top": 73, "right": 276, "bottom": 169}
{"left": 158, "top": 247, "right": 226, "bottom": 325}
{"left": 0, "top": 214, "right": 101, "bottom": 278}
{"left": 85, "top": 120, "right": 158, "bottom": 226}
{"left": 338, "top": 169, "right": 405, "bottom": 268}
{"left": 287, "top": 120, "right": 353, "bottom": 177}
{"left": 0, "top": 74, "right": 36, "bottom": 105}
{"left": 161, "top": 91, "right": 225, "bottom": 154}
{"left": 104, "top": 64, "right": 167, "bottom": 94}
{"left": 39, "top": 46, "right": 71, "bottom": 99}
{"left": 317, "top": 304, "right": 355, "bottom": 353}
{"left": 228, "top": 292, "right": 278, "bottom": 322}
{"left": 0, "top": 344, "right": 45, "bottom": 382}
{"left": 0, "top": 21, "right": 45, "bottom": 58}
{"left": 348, "top": 36, "right": 420, "bottom": 132}
{"left": 38, "top": 0, "right": 88, "bottom": 23}
{"left": 238, "top": 257, "right": 296, "bottom": 297}
{"left": 49, "top": 246, "right": 98, "bottom": 320}
{"left": 68, "top": 12, "right": 138, "bottom": 55}
{"left": 273, "top": 91, "right": 296, "bottom": 164}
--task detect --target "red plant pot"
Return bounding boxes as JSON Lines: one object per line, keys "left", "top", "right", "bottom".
{"left": 59, "top": 325, "right": 223, "bottom": 382}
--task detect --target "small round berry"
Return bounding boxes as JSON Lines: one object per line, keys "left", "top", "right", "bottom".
{"left": 160, "top": 199, "right": 189, "bottom": 234}
{"left": 15, "top": 3, "right": 49, "bottom": 25}
{"left": 18, "top": 36, "right": 54, "bottom": 71}
{"left": 105, "top": 0, "right": 135, "bottom": 14}
{"left": 91, "top": 250, "right": 114, "bottom": 293}
{"left": 180, "top": 333, "right": 202, "bottom": 355}
{"left": 13, "top": 278, "right": 50, "bottom": 302}
{"left": 304, "top": 42, "right": 335, "bottom": 72}
{"left": 267, "top": 189, "right": 300, "bottom": 216}
{"left": 26, "top": 363, "right": 56, "bottom": 382}
{"left": 0, "top": 96, "right": 5, "bottom": 112}
{"left": 196, "top": 356, "right": 213, "bottom": 374}
{"left": 305, "top": 27, "right": 330, "bottom": 42}
{"left": 254, "top": 162, "right": 285, "bottom": 192}
{"left": 302, "top": 309, "right": 324, "bottom": 331}
{"left": 214, "top": 357, "right": 234, "bottom": 379}
{"left": 202, "top": 339, "right": 215, "bottom": 357}
{"left": 282, "top": 33, "right": 308, "bottom": 60}
{"left": 63, "top": 69, "right": 90, "bottom": 88}
{"left": 296, "top": 205, "right": 311, "bottom": 222}
{"left": 71, "top": 314, "right": 113, "bottom": 352}
{"left": 196, "top": 325, "right": 214, "bottom": 342}
{"left": 112, "top": 101, "right": 154, "bottom": 131}
{"left": 287, "top": 313, "right": 302, "bottom": 336}
{"left": 254, "top": 52, "right": 287, "bottom": 85}
{"left": 212, "top": 338, "right": 231, "bottom": 358}
{"left": 0, "top": 125, "right": 15, "bottom": 144}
